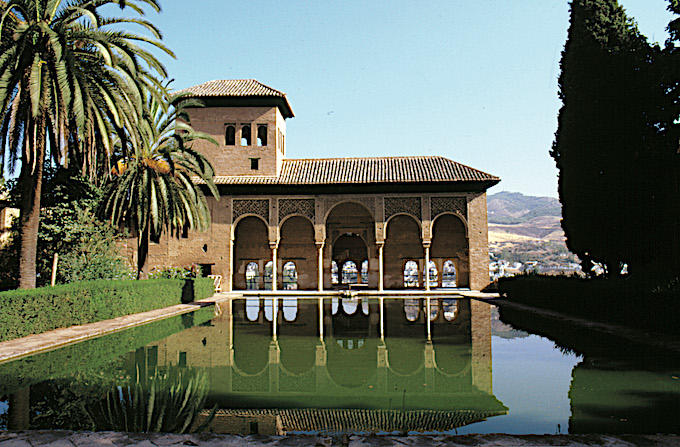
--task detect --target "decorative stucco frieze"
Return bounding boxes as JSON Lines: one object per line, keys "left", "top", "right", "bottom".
{"left": 431, "top": 196, "right": 467, "bottom": 220}
{"left": 279, "top": 198, "right": 315, "bottom": 222}
{"left": 384, "top": 197, "right": 422, "bottom": 221}
{"left": 232, "top": 199, "right": 269, "bottom": 222}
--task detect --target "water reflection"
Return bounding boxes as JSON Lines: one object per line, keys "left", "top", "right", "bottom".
{"left": 136, "top": 297, "right": 506, "bottom": 434}
{"left": 0, "top": 297, "right": 677, "bottom": 436}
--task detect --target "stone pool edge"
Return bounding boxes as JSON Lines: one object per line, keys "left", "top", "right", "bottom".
{"left": 1, "top": 430, "right": 678, "bottom": 447}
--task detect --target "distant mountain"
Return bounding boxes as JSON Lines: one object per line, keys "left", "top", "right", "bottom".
{"left": 487, "top": 191, "right": 561, "bottom": 224}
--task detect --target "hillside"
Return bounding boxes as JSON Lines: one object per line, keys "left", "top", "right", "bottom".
{"left": 487, "top": 192, "right": 578, "bottom": 266}
{"left": 488, "top": 191, "right": 561, "bottom": 224}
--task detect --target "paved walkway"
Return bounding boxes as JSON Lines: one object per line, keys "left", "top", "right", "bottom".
{"left": 0, "top": 431, "right": 678, "bottom": 447}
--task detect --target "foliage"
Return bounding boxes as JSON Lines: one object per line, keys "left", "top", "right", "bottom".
{"left": 0, "top": 0, "right": 171, "bottom": 289}
{"left": 0, "top": 169, "right": 132, "bottom": 290}
{"left": 150, "top": 264, "right": 202, "bottom": 279}
{"left": 86, "top": 366, "right": 216, "bottom": 433}
{"left": 0, "top": 278, "right": 216, "bottom": 342}
{"left": 99, "top": 88, "right": 219, "bottom": 279}
{"left": 551, "top": 0, "right": 680, "bottom": 280}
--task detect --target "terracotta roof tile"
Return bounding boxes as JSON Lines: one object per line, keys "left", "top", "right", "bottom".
{"left": 176, "top": 79, "right": 287, "bottom": 98}
{"left": 210, "top": 156, "right": 499, "bottom": 185}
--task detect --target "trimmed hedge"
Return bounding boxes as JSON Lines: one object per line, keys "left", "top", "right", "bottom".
{"left": 0, "top": 277, "right": 215, "bottom": 342}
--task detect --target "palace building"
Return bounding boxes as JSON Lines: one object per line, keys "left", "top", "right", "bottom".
{"left": 132, "top": 79, "right": 499, "bottom": 292}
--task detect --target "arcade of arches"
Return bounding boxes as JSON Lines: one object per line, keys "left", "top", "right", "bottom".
{"left": 219, "top": 193, "right": 490, "bottom": 291}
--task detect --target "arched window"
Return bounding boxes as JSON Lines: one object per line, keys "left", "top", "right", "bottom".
{"left": 443, "top": 298, "right": 458, "bottom": 321}
{"left": 331, "top": 261, "right": 339, "bottom": 285}
{"left": 442, "top": 260, "right": 457, "bottom": 288}
{"left": 424, "top": 260, "right": 438, "bottom": 288}
{"left": 283, "top": 261, "right": 298, "bottom": 290}
{"left": 361, "top": 260, "right": 369, "bottom": 284}
{"left": 245, "top": 262, "right": 259, "bottom": 290}
{"left": 341, "top": 261, "right": 358, "bottom": 284}
{"left": 282, "top": 298, "right": 298, "bottom": 321}
{"left": 404, "top": 298, "right": 419, "bottom": 321}
{"left": 241, "top": 125, "right": 251, "bottom": 146}
{"left": 225, "top": 125, "right": 235, "bottom": 145}
{"left": 403, "top": 260, "right": 419, "bottom": 288}
{"left": 257, "top": 125, "right": 267, "bottom": 146}
{"left": 264, "top": 261, "right": 273, "bottom": 290}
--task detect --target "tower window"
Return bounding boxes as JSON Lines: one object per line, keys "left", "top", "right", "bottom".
{"left": 225, "top": 125, "right": 235, "bottom": 145}
{"left": 250, "top": 158, "right": 259, "bottom": 170}
{"left": 241, "top": 125, "right": 251, "bottom": 146}
{"left": 257, "top": 125, "right": 267, "bottom": 146}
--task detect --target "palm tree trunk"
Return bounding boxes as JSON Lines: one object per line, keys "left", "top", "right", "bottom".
{"left": 18, "top": 129, "right": 46, "bottom": 290}
{"left": 137, "top": 223, "right": 149, "bottom": 280}
{"left": 7, "top": 386, "right": 30, "bottom": 430}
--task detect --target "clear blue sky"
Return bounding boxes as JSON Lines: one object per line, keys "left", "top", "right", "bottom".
{"left": 148, "top": 0, "right": 672, "bottom": 198}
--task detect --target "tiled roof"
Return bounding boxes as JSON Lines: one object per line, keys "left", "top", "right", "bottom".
{"left": 176, "top": 79, "right": 286, "bottom": 98}
{"left": 210, "top": 156, "right": 500, "bottom": 185}
{"left": 176, "top": 79, "right": 294, "bottom": 118}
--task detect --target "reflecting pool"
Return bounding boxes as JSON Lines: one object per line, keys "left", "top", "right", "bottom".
{"left": 0, "top": 297, "right": 678, "bottom": 435}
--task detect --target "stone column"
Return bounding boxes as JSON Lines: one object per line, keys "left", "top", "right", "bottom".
{"left": 379, "top": 297, "right": 385, "bottom": 341}
{"left": 316, "top": 242, "right": 324, "bottom": 291}
{"left": 270, "top": 243, "right": 278, "bottom": 291}
{"left": 377, "top": 242, "right": 384, "bottom": 291}
{"left": 424, "top": 243, "right": 431, "bottom": 291}
{"left": 228, "top": 237, "right": 234, "bottom": 292}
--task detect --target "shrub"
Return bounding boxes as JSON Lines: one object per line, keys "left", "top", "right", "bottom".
{"left": 0, "top": 278, "right": 217, "bottom": 342}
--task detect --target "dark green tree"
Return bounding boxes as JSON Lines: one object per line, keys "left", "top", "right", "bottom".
{"left": 551, "top": 0, "right": 663, "bottom": 278}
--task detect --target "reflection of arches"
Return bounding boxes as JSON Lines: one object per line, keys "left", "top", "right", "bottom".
{"left": 246, "top": 262, "right": 259, "bottom": 289}
{"left": 404, "top": 298, "right": 419, "bottom": 321}
{"left": 443, "top": 298, "right": 458, "bottom": 321}
{"left": 233, "top": 216, "right": 270, "bottom": 290}
{"left": 431, "top": 214, "right": 469, "bottom": 288}
{"left": 384, "top": 214, "right": 422, "bottom": 289}
{"left": 282, "top": 261, "right": 298, "bottom": 290}
{"left": 279, "top": 216, "right": 316, "bottom": 289}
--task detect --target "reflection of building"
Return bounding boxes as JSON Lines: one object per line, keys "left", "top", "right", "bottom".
{"left": 131, "top": 80, "right": 499, "bottom": 291}
{"left": 146, "top": 298, "right": 506, "bottom": 435}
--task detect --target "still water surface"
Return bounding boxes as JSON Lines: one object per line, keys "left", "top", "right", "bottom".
{"left": 0, "top": 297, "right": 677, "bottom": 435}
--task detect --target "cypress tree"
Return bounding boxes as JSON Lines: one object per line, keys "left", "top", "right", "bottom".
{"left": 552, "top": 0, "right": 653, "bottom": 276}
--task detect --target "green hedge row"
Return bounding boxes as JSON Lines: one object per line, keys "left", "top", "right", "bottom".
{"left": 0, "top": 278, "right": 215, "bottom": 343}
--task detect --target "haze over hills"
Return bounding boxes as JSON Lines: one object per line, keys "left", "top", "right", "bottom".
{"left": 487, "top": 192, "right": 578, "bottom": 266}
{"left": 487, "top": 191, "right": 561, "bottom": 224}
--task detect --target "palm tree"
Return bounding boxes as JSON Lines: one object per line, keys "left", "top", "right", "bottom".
{"left": 100, "top": 89, "right": 219, "bottom": 279}
{"left": 0, "top": 0, "right": 171, "bottom": 289}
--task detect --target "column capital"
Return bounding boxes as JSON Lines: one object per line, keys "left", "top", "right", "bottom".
{"left": 422, "top": 240, "right": 431, "bottom": 249}
{"left": 315, "top": 240, "right": 325, "bottom": 248}
{"left": 269, "top": 242, "right": 279, "bottom": 250}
